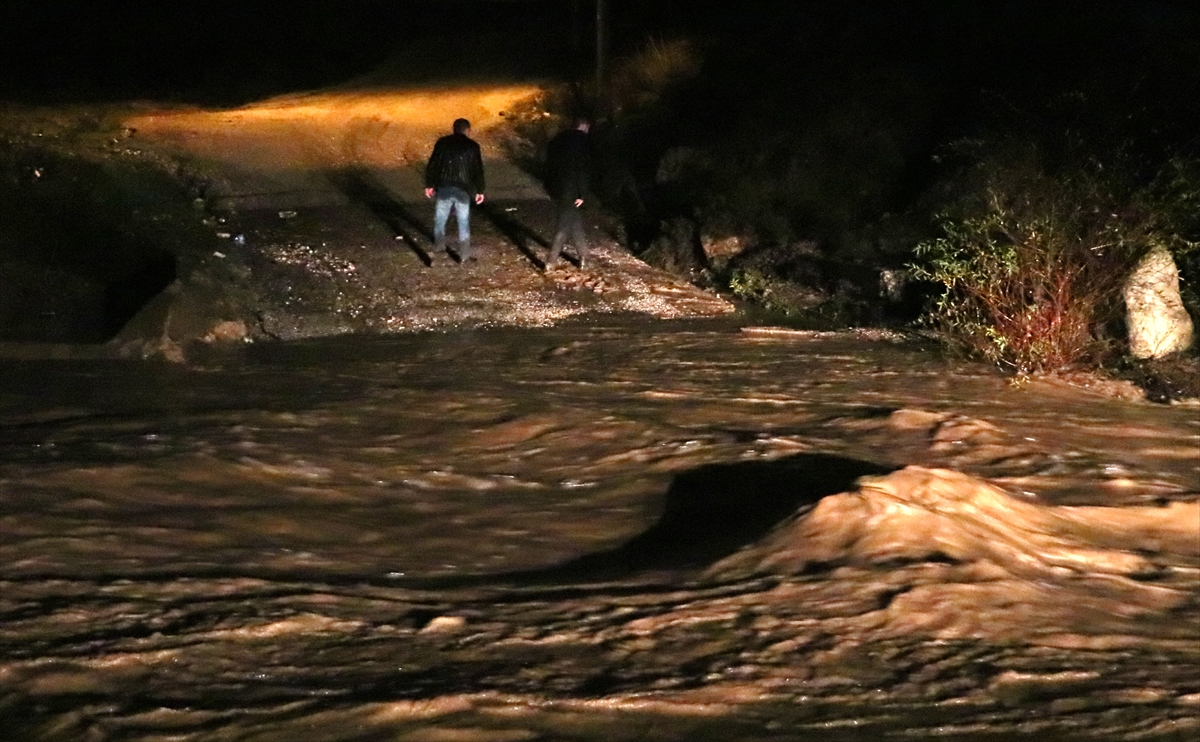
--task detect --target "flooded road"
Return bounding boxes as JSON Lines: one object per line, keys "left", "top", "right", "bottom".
{"left": 1, "top": 318, "right": 1198, "bottom": 741}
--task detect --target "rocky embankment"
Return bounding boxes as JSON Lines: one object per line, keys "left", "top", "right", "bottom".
{"left": 106, "top": 195, "right": 733, "bottom": 363}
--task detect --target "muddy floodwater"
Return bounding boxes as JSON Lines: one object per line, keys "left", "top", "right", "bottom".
{"left": 1, "top": 318, "right": 1198, "bottom": 741}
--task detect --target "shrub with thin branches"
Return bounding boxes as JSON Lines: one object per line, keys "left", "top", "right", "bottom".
{"left": 608, "top": 38, "right": 701, "bottom": 113}
{"left": 910, "top": 143, "right": 1198, "bottom": 375}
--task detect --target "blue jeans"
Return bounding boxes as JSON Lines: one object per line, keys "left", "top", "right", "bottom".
{"left": 433, "top": 187, "right": 471, "bottom": 257}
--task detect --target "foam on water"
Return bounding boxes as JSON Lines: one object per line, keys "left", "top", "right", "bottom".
{"left": 1, "top": 321, "right": 1197, "bottom": 740}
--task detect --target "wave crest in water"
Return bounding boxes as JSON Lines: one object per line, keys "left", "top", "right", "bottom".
{"left": 712, "top": 465, "right": 1199, "bottom": 580}
{"left": 710, "top": 466, "right": 1199, "bottom": 648}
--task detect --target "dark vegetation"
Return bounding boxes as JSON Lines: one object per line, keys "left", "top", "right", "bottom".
{"left": 507, "top": 1, "right": 1200, "bottom": 389}
{"left": 910, "top": 143, "right": 1199, "bottom": 375}
{"left": 0, "top": 115, "right": 213, "bottom": 343}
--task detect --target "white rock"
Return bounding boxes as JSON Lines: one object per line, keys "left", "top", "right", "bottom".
{"left": 1123, "top": 246, "right": 1194, "bottom": 359}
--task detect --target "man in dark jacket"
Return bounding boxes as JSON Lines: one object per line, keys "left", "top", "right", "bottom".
{"left": 424, "top": 118, "right": 486, "bottom": 262}
{"left": 543, "top": 118, "right": 591, "bottom": 269}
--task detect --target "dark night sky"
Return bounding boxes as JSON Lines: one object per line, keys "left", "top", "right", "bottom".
{"left": 0, "top": 1, "right": 576, "bottom": 102}
{"left": 1, "top": 0, "right": 1197, "bottom": 142}
{"left": 0, "top": 3, "right": 1193, "bottom": 79}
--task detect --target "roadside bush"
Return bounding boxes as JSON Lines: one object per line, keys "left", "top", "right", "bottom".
{"left": 909, "top": 141, "right": 1199, "bottom": 375}
{"left": 722, "top": 240, "right": 886, "bottom": 326}
{"left": 1152, "top": 156, "right": 1200, "bottom": 319}
{"left": 500, "top": 37, "right": 701, "bottom": 180}
{"left": 496, "top": 86, "right": 580, "bottom": 179}
{"left": 728, "top": 266, "right": 825, "bottom": 316}
{"left": 608, "top": 38, "right": 702, "bottom": 115}
{"left": 636, "top": 216, "right": 708, "bottom": 280}
{"left": 695, "top": 64, "right": 931, "bottom": 254}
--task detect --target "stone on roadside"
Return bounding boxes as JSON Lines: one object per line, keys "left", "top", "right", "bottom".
{"left": 202, "top": 320, "right": 248, "bottom": 344}
{"left": 701, "top": 234, "right": 746, "bottom": 264}
{"left": 1123, "top": 245, "right": 1194, "bottom": 359}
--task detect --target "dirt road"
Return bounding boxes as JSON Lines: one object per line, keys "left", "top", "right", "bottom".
{"left": 111, "top": 84, "right": 730, "bottom": 354}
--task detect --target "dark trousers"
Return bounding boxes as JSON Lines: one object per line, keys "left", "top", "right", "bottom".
{"left": 547, "top": 200, "right": 588, "bottom": 265}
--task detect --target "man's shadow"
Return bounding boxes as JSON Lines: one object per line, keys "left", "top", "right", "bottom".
{"left": 478, "top": 201, "right": 553, "bottom": 269}
{"left": 325, "top": 166, "right": 434, "bottom": 266}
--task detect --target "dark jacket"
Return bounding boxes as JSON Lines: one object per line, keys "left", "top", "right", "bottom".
{"left": 425, "top": 133, "right": 485, "bottom": 195}
{"left": 544, "top": 128, "right": 590, "bottom": 203}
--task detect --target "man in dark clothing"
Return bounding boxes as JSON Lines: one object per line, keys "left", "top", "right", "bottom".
{"left": 424, "top": 118, "right": 486, "bottom": 262}
{"left": 543, "top": 118, "right": 591, "bottom": 270}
